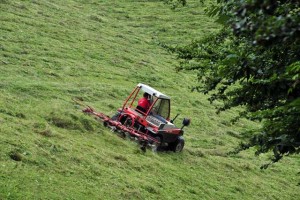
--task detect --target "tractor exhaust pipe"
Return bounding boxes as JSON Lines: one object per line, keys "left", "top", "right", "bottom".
{"left": 170, "top": 114, "right": 180, "bottom": 123}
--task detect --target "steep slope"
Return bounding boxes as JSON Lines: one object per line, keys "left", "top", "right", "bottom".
{"left": 0, "top": 1, "right": 299, "bottom": 199}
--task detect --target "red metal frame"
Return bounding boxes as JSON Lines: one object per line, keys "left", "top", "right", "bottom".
{"left": 82, "top": 107, "right": 160, "bottom": 144}
{"left": 122, "top": 86, "right": 140, "bottom": 110}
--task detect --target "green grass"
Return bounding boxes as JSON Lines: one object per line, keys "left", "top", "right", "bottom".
{"left": 0, "top": 0, "right": 299, "bottom": 199}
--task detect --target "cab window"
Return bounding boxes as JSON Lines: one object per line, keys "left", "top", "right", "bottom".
{"left": 151, "top": 98, "right": 170, "bottom": 119}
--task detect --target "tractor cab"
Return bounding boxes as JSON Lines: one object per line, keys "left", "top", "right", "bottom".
{"left": 120, "top": 83, "right": 173, "bottom": 129}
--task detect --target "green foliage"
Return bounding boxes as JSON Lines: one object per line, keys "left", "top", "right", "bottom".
{"left": 172, "top": 0, "right": 300, "bottom": 164}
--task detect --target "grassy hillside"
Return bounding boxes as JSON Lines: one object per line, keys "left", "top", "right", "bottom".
{"left": 0, "top": 0, "right": 299, "bottom": 199}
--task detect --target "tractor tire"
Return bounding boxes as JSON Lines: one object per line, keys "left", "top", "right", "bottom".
{"left": 111, "top": 112, "right": 120, "bottom": 121}
{"left": 120, "top": 115, "right": 134, "bottom": 128}
{"left": 169, "top": 137, "right": 185, "bottom": 152}
{"left": 152, "top": 135, "right": 162, "bottom": 152}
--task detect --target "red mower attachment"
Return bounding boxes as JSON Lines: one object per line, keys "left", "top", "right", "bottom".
{"left": 82, "top": 83, "right": 190, "bottom": 152}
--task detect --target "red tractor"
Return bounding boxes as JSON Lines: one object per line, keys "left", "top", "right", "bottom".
{"left": 83, "top": 83, "right": 190, "bottom": 152}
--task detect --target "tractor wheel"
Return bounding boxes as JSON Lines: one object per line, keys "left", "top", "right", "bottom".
{"left": 120, "top": 115, "right": 134, "bottom": 128}
{"left": 111, "top": 112, "right": 120, "bottom": 121}
{"left": 169, "top": 137, "right": 185, "bottom": 152}
{"left": 152, "top": 135, "right": 162, "bottom": 152}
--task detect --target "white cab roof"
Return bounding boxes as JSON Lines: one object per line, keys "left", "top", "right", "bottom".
{"left": 137, "top": 83, "right": 170, "bottom": 100}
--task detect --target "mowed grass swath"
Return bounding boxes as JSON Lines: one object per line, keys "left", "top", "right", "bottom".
{"left": 0, "top": 0, "right": 299, "bottom": 199}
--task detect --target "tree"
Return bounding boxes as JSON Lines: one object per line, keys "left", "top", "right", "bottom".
{"left": 169, "top": 0, "right": 300, "bottom": 166}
